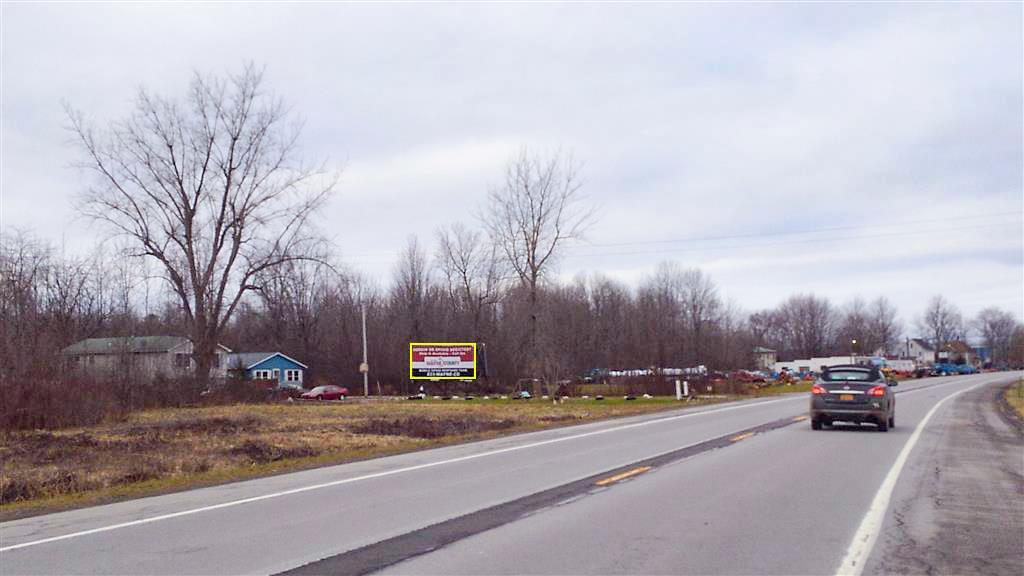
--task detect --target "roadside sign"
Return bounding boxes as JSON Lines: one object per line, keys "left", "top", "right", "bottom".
{"left": 359, "top": 362, "right": 369, "bottom": 374}
{"left": 410, "top": 342, "right": 477, "bottom": 380}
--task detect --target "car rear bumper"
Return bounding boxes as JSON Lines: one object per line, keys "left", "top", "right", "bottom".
{"left": 810, "top": 407, "right": 888, "bottom": 423}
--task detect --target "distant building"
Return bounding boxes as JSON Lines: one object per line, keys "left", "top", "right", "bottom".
{"left": 63, "top": 336, "right": 231, "bottom": 381}
{"left": 228, "top": 352, "right": 308, "bottom": 388}
{"left": 972, "top": 346, "right": 992, "bottom": 365}
{"left": 939, "top": 341, "right": 977, "bottom": 366}
{"left": 752, "top": 347, "right": 777, "bottom": 371}
{"left": 905, "top": 338, "right": 935, "bottom": 364}
{"left": 774, "top": 356, "right": 874, "bottom": 374}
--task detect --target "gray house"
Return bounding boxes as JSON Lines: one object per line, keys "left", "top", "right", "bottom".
{"left": 63, "top": 336, "right": 231, "bottom": 381}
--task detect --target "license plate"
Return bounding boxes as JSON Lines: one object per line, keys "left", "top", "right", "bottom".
{"left": 839, "top": 394, "right": 855, "bottom": 401}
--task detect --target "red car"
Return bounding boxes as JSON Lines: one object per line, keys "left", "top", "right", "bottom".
{"left": 300, "top": 385, "right": 349, "bottom": 400}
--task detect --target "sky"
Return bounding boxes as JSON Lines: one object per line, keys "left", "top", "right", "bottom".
{"left": 2, "top": 1, "right": 1022, "bottom": 330}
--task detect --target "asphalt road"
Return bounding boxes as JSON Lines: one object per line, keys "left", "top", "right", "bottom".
{"left": 1, "top": 373, "right": 1020, "bottom": 575}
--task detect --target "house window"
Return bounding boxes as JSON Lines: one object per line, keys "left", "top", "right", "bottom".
{"left": 272, "top": 369, "right": 280, "bottom": 381}
{"left": 285, "top": 369, "right": 302, "bottom": 383}
{"left": 212, "top": 354, "right": 221, "bottom": 368}
{"left": 174, "top": 353, "right": 190, "bottom": 368}
{"left": 253, "top": 370, "right": 272, "bottom": 380}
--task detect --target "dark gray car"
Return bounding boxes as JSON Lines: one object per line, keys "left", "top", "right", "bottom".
{"left": 809, "top": 364, "right": 896, "bottom": 431}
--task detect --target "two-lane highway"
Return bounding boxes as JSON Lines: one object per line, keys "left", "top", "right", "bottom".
{"left": 2, "top": 373, "right": 1020, "bottom": 575}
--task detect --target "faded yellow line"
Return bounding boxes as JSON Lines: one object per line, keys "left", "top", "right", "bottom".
{"left": 792, "top": 415, "right": 808, "bottom": 422}
{"left": 594, "top": 466, "right": 652, "bottom": 486}
{"left": 730, "top": 432, "right": 755, "bottom": 442}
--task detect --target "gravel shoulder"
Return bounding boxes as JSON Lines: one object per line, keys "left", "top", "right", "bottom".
{"left": 866, "top": 380, "right": 1024, "bottom": 576}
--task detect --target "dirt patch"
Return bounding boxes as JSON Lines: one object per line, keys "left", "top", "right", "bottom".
{"left": 228, "top": 440, "right": 321, "bottom": 464}
{"left": 115, "top": 458, "right": 172, "bottom": 485}
{"left": 538, "top": 414, "right": 583, "bottom": 423}
{"left": 349, "top": 415, "right": 518, "bottom": 439}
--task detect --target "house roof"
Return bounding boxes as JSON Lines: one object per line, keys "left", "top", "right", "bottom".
{"left": 910, "top": 338, "right": 934, "bottom": 351}
{"left": 63, "top": 336, "right": 232, "bottom": 355}
{"left": 228, "top": 352, "right": 308, "bottom": 370}
{"left": 63, "top": 336, "right": 189, "bottom": 356}
{"left": 944, "top": 341, "right": 973, "bottom": 353}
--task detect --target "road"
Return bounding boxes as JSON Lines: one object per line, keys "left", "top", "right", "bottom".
{"left": 1, "top": 372, "right": 1020, "bottom": 575}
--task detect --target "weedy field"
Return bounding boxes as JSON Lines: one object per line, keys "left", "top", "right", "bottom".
{"left": 1005, "top": 378, "right": 1024, "bottom": 420}
{"left": 1, "top": 395, "right": 745, "bottom": 519}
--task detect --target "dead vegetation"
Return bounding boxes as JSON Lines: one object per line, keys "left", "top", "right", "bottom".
{"left": 0, "top": 397, "right": 695, "bottom": 515}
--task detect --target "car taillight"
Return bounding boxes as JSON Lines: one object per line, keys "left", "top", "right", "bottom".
{"left": 868, "top": 386, "right": 886, "bottom": 397}
{"left": 811, "top": 384, "right": 826, "bottom": 395}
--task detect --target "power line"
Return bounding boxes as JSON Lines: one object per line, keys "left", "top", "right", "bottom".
{"left": 564, "top": 221, "right": 1022, "bottom": 259}
{"left": 571, "top": 210, "right": 1022, "bottom": 249}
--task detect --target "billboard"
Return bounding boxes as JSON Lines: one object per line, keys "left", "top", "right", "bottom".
{"left": 410, "top": 343, "right": 477, "bottom": 380}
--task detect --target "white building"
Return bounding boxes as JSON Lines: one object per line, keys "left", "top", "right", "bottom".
{"left": 904, "top": 338, "right": 935, "bottom": 364}
{"left": 773, "top": 356, "right": 874, "bottom": 374}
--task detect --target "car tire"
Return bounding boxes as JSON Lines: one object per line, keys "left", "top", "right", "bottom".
{"left": 878, "top": 420, "right": 889, "bottom": 432}
{"left": 317, "top": 395, "right": 324, "bottom": 401}
{"left": 811, "top": 419, "right": 822, "bottom": 430}
{"left": 889, "top": 414, "right": 895, "bottom": 428}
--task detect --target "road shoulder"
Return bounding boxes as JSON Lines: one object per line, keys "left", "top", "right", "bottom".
{"left": 865, "top": 380, "right": 1024, "bottom": 575}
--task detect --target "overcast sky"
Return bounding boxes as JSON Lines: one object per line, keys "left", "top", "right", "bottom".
{"left": 2, "top": 2, "right": 1022, "bottom": 329}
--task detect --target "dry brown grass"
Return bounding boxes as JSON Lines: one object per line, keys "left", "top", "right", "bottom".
{"left": 0, "top": 396, "right": 716, "bottom": 518}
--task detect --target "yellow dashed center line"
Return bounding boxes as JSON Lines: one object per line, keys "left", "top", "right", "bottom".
{"left": 594, "top": 466, "right": 652, "bottom": 486}
{"left": 730, "top": 432, "right": 755, "bottom": 442}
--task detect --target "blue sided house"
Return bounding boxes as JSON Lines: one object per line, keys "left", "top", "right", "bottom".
{"left": 229, "top": 352, "right": 309, "bottom": 388}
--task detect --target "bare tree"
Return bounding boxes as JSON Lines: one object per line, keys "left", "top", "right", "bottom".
{"left": 974, "top": 307, "right": 1018, "bottom": 366}
{"left": 67, "top": 65, "right": 334, "bottom": 385}
{"left": 918, "top": 295, "right": 963, "bottom": 362}
{"left": 778, "top": 294, "right": 836, "bottom": 359}
{"left": 837, "top": 298, "right": 870, "bottom": 355}
{"left": 484, "top": 149, "right": 590, "bottom": 378}
{"left": 867, "top": 296, "right": 902, "bottom": 356}
{"left": 680, "top": 268, "right": 720, "bottom": 366}
{"left": 436, "top": 223, "right": 504, "bottom": 342}
{"left": 392, "top": 235, "right": 431, "bottom": 344}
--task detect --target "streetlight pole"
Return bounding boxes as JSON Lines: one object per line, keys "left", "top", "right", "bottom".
{"left": 851, "top": 339, "right": 857, "bottom": 364}
{"left": 361, "top": 303, "right": 369, "bottom": 397}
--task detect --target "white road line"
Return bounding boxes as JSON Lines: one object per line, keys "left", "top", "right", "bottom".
{"left": 1, "top": 395, "right": 800, "bottom": 552}
{"left": 835, "top": 377, "right": 995, "bottom": 576}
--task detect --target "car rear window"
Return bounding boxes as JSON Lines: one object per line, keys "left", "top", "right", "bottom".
{"left": 823, "top": 370, "right": 873, "bottom": 382}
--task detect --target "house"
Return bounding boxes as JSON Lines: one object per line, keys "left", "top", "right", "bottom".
{"left": 905, "top": 338, "right": 935, "bottom": 364}
{"left": 228, "top": 352, "right": 308, "bottom": 388}
{"left": 938, "top": 341, "right": 976, "bottom": 366}
{"left": 63, "top": 336, "right": 231, "bottom": 381}
{"left": 752, "top": 347, "right": 777, "bottom": 371}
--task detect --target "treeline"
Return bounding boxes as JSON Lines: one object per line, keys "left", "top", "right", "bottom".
{"left": 5, "top": 230, "right": 1022, "bottom": 401}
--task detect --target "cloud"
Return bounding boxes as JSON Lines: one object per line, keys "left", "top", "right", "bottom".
{"left": 2, "top": 2, "right": 1020, "bottom": 325}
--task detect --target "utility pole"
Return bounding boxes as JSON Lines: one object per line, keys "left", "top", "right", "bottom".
{"left": 361, "top": 303, "right": 369, "bottom": 397}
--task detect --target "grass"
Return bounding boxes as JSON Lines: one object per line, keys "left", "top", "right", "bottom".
{"left": 0, "top": 395, "right": 736, "bottom": 519}
{"left": 1005, "top": 378, "right": 1024, "bottom": 420}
